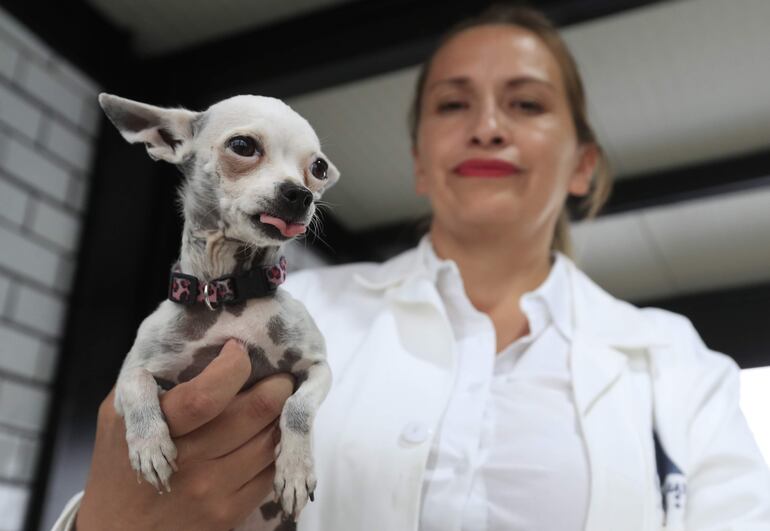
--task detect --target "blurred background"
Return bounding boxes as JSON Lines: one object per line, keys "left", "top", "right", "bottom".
{"left": 0, "top": 0, "right": 767, "bottom": 529}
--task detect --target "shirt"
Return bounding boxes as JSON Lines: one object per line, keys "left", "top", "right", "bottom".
{"left": 418, "top": 237, "right": 590, "bottom": 531}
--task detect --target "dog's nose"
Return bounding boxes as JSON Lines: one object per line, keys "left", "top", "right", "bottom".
{"left": 280, "top": 183, "right": 313, "bottom": 209}
{"left": 275, "top": 182, "right": 313, "bottom": 220}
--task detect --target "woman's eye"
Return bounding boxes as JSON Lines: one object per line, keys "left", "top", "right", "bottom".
{"left": 227, "top": 136, "right": 260, "bottom": 157}
{"left": 510, "top": 100, "right": 544, "bottom": 114}
{"left": 437, "top": 101, "right": 467, "bottom": 112}
{"left": 310, "top": 158, "right": 328, "bottom": 180}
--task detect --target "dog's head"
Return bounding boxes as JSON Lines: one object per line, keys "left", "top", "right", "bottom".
{"left": 99, "top": 93, "right": 339, "bottom": 246}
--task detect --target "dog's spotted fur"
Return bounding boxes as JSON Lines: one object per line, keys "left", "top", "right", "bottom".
{"left": 100, "top": 93, "right": 338, "bottom": 530}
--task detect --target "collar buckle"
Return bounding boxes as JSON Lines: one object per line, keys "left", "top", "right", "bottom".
{"left": 202, "top": 282, "right": 217, "bottom": 311}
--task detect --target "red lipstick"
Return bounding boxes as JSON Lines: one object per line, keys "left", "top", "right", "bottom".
{"left": 454, "top": 159, "right": 521, "bottom": 177}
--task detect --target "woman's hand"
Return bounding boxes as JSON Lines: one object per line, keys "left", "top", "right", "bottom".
{"left": 76, "top": 340, "right": 294, "bottom": 531}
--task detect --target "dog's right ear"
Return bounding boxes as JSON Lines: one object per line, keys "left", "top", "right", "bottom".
{"left": 98, "top": 93, "right": 199, "bottom": 164}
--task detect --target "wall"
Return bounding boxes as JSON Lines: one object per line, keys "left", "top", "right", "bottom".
{"left": 0, "top": 6, "right": 100, "bottom": 530}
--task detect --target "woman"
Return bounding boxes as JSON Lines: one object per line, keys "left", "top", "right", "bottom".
{"left": 55, "top": 5, "right": 770, "bottom": 531}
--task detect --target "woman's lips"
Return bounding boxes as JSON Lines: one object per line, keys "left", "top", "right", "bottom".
{"left": 454, "top": 159, "right": 521, "bottom": 177}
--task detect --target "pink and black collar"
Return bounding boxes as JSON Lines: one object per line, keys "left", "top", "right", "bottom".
{"left": 168, "top": 256, "right": 287, "bottom": 310}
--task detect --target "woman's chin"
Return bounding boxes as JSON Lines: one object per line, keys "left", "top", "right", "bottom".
{"left": 435, "top": 205, "right": 524, "bottom": 236}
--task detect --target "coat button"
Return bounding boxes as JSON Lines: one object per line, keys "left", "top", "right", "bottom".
{"left": 401, "top": 421, "right": 432, "bottom": 444}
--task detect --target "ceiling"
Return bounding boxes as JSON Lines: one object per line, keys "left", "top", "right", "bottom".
{"left": 83, "top": 0, "right": 770, "bottom": 302}
{"left": 279, "top": 0, "right": 770, "bottom": 301}
{"left": 286, "top": 0, "right": 770, "bottom": 229}
{"left": 86, "top": 0, "right": 358, "bottom": 55}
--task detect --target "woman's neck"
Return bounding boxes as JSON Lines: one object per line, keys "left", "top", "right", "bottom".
{"left": 429, "top": 224, "right": 553, "bottom": 314}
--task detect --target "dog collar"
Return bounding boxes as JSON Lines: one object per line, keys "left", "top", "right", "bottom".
{"left": 168, "top": 256, "right": 287, "bottom": 310}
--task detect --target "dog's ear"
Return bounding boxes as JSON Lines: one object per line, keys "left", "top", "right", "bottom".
{"left": 318, "top": 153, "right": 340, "bottom": 193}
{"left": 98, "top": 93, "right": 199, "bottom": 164}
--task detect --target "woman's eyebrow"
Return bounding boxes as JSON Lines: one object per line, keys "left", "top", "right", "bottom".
{"left": 426, "top": 77, "right": 471, "bottom": 92}
{"left": 427, "top": 76, "right": 556, "bottom": 92}
{"left": 505, "top": 76, "right": 556, "bottom": 91}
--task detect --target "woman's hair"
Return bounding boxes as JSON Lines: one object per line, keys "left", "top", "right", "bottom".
{"left": 408, "top": 4, "right": 612, "bottom": 257}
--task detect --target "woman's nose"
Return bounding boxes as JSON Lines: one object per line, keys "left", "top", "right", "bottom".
{"left": 470, "top": 104, "right": 509, "bottom": 148}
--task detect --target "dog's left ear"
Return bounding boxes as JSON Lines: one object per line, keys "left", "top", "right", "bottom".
{"left": 98, "top": 93, "right": 199, "bottom": 164}
{"left": 319, "top": 153, "right": 340, "bottom": 193}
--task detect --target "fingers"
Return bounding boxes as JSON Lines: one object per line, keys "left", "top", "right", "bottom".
{"left": 212, "top": 419, "right": 281, "bottom": 490}
{"left": 231, "top": 464, "right": 278, "bottom": 524}
{"left": 175, "top": 373, "right": 293, "bottom": 464}
{"left": 161, "top": 339, "right": 252, "bottom": 437}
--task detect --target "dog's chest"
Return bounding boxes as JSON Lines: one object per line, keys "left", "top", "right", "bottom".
{"left": 143, "top": 292, "right": 316, "bottom": 390}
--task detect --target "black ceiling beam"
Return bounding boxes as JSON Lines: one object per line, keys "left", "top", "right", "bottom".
{"left": 599, "top": 148, "right": 770, "bottom": 215}
{"left": 566, "top": 147, "right": 770, "bottom": 219}
{"left": 0, "top": 0, "right": 668, "bottom": 105}
{"left": 146, "top": 0, "right": 668, "bottom": 105}
{"left": 314, "top": 147, "right": 770, "bottom": 264}
{"left": 644, "top": 280, "right": 770, "bottom": 369}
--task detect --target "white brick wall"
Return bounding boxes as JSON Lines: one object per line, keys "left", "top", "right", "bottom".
{"left": 0, "top": 485, "right": 27, "bottom": 531}
{"left": 0, "top": 432, "right": 39, "bottom": 482}
{"left": 0, "top": 324, "right": 55, "bottom": 382}
{"left": 0, "top": 224, "right": 61, "bottom": 288}
{"left": 0, "top": 5, "right": 101, "bottom": 530}
{"left": 29, "top": 200, "right": 81, "bottom": 253}
{"left": 1, "top": 134, "right": 71, "bottom": 202}
{"left": 0, "top": 381, "right": 49, "bottom": 432}
{"left": 11, "top": 285, "right": 67, "bottom": 338}
{"left": 0, "top": 83, "right": 42, "bottom": 140}
{"left": 44, "top": 120, "right": 93, "bottom": 173}
{"left": 0, "top": 277, "right": 9, "bottom": 312}
{"left": 0, "top": 45, "right": 18, "bottom": 80}
{"left": 0, "top": 179, "right": 28, "bottom": 226}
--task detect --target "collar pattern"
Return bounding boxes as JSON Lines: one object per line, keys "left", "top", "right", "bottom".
{"left": 168, "top": 256, "right": 287, "bottom": 309}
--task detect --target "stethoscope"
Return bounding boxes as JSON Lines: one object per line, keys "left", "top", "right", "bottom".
{"left": 654, "top": 431, "right": 687, "bottom": 530}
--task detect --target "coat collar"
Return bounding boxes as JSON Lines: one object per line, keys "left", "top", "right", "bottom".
{"left": 354, "top": 239, "right": 669, "bottom": 350}
{"left": 564, "top": 258, "right": 670, "bottom": 350}
{"left": 352, "top": 238, "right": 429, "bottom": 292}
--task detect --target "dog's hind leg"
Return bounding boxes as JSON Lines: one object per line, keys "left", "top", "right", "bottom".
{"left": 115, "top": 364, "right": 178, "bottom": 493}
{"left": 273, "top": 359, "right": 332, "bottom": 521}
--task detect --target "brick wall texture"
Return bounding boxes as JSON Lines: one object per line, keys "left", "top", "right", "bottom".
{"left": 0, "top": 6, "right": 101, "bottom": 530}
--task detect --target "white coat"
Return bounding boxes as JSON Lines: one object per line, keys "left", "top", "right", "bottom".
{"left": 285, "top": 245, "right": 770, "bottom": 531}
{"left": 51, "top": 245, "right": 770, "bottom": 531}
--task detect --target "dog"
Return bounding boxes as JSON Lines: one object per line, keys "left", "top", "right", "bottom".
{"left": 99, "top": 93, "right": 337, "bottom": 529}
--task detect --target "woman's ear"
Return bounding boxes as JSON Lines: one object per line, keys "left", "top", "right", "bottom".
{"left": 568, "top": 143, "right": 599, "bottom": 197}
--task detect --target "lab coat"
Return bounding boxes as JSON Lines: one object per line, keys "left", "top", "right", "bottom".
{"left": 51, "top": 247, "right": 770, "bottom": 531}
{"left": 288, "top": 247, "right": 770, "bottom": 531}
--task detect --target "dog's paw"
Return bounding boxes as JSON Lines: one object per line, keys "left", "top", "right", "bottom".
{"left": 273, "top": 440, "right": 317, "bottom": 521}
{"left": 127, "top": 425, "right": 178, "bottom": 493}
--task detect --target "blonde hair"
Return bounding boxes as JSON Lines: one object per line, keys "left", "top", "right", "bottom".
{"left": 408, "top": 4, "right": 612, "bottom": 257}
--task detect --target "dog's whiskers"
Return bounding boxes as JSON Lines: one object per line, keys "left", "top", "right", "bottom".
{"left": 315, "top": 200, "right": 338, "bottom": 209}
{"left": 305, "top": 211, "right": 333, "bottom": 252}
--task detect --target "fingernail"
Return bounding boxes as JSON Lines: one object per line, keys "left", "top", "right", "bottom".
{"left": 226, "top": 339, "right": 246, "bottom": 353}
{"left": 272, "top": 425, "right": 281, "bottom": 445}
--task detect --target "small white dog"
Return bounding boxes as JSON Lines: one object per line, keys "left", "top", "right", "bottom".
{"left": 99, "top": 93, "right": 337, "bottom": 529}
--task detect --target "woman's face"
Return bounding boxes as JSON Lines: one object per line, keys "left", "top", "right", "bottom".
{"left": 414, "top": 24, "right": 596, "bottom": 242}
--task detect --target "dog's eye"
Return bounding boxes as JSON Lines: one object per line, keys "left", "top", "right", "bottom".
{"left": 227, "top": 136, "right": 259, "bottom": 157}
{"left": 310, "top": 158, "right": 328, "bottom": 180}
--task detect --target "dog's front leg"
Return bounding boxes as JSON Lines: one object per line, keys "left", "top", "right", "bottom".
{"left": 115, "top": 361, "right": 178, "bottom": 493}
{"left": 273, "top": 360, "right": 332, "bottom": 520}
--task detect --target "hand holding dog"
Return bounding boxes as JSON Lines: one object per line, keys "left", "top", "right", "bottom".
{"left": 76, "top": 340, "right": 293, "bottom": 531}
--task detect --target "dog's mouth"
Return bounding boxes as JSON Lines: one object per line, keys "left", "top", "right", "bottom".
{"left": 253, "top": 213, "right": 307, "bottom": 238}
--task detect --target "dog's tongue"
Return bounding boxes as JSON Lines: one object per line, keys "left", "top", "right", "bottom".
{"left": 259, "top": 214, "right": 306, "bottom": 237}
